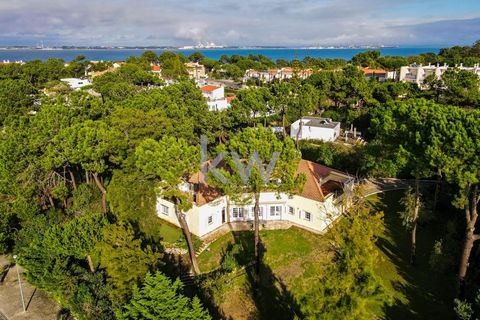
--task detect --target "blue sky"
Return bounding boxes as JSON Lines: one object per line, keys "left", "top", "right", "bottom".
{"left": 0, "top": 0, "right": 479, "bottom": 47}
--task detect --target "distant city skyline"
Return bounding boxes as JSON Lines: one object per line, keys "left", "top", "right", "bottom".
{"left": 0, "top": 0, "right": 479, "bottom": 47}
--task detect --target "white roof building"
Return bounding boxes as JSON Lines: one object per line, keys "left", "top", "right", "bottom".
{"left": 201, "top": 85, "right": 232, "bottom": 111}
{"left": 399, "top": 63, "right": 480, "bottom": 87}
{"left": 290, "top": 117, "right": 341, "bottom": 142}
{"left": 60, "top": 78, "right": 92, "bottom": 90}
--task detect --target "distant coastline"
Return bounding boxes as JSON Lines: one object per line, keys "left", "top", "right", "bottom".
{"left": 0, "top": 44, "right": 399, "bottom": 51}
{"left": 0, "top": 47, "right": 440, "bottom": 62}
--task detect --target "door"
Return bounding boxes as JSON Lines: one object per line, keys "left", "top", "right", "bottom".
{"left": 221, "top": 208, "right": 226, "bottom": 224}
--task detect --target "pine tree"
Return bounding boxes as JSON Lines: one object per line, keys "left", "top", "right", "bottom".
{"left": 117, "top": 271, "right": 211, "bottom": 320}
{"left": 96, "top": 222, "right": 162, "bottom": 301}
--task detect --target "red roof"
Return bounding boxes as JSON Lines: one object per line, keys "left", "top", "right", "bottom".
{"left": 151, "top": 65, "right": 161, "bottom": 72}
{"left": 201, "top": 85, "right": 220, "bottom": 92}
{"left": 188, "top": 159, "right": 350, "bottom": 206}
{"left": 362, "top": 67, "right": 387, "bottom": 75}
{"left": 226, "top": 96, "right": 236, "bottom": 103}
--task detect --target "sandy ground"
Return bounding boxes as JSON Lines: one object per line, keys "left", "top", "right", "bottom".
{"left": 0, "top": 256, "right": 60, "bottom": 320}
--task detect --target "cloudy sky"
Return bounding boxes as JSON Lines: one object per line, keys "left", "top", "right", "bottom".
{"left": 0, "top": 0, "right": 479, "bottom": 47}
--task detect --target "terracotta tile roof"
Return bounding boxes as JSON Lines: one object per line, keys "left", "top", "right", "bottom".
{"left": 188, "top": 159, "right": 350, "bottom": 206}
{"left": 296, "top": 159, "right": 350, "bottom": 202}
{"left": 188, "top": 170, "right": 223, "bottom": 206}
{"left": 201, "top": 85, "right": 220, "bottom": 92}
{"left": 226, "top": 96, "right": 236, "bottom": 103}
{"left": 151, "top": 65, "right": 161, "bottom": 72}
{"left": 362, "top": 67, "right": 387, "bottom": 75}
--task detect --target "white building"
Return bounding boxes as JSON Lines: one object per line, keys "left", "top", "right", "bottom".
{"left": 290, "top": 117, "right": 341, "bottom": 142}
{"left": 361, "top": 67, "right": 397, "bottom": 82}
{"left": 399, "top": 63, "right": 480, "bottom": 87}
{"left": 156, "top": 159, "right": 353, "bottom": 239}
{"left": 244, "top": 68, "right": 313, "bottom": 83}
{"left": 60, "top": 78, "right": 92, "bottom": 90}
{"left": 201, "top": 85, "right": 231, "bottom": 111}
{"left": 185, "top": 62, "right": 206, "bottom": 81}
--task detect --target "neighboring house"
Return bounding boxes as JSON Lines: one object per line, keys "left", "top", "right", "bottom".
{"left": 244, "top": 68, "right": 313, "bottom": 83}
{"left": 151, "top": 65, "right": 162, "bottom": 77}
{"left": 399, "top": 63, "right": 480, "bottom": 87}
{"left": 201, "top": 85, "right": 230, "bottom": 111}
{"left": 290, "top": 117, "right": 341, "bottom": 142}
{"left": 185, "top": 62, "right": 206, "bottom": 81}
{"left": 60, "top": 78, "right": 92, "bottom": 90}
{"left": 361, "top": 67, "right": 396, "bottom": 82}
{"left": 156, "top": 159, "right": 353, "bottom": 239}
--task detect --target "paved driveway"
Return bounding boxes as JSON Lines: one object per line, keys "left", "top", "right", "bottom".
{"left": 0, "top": 256, "right": 60, "bottom": 320}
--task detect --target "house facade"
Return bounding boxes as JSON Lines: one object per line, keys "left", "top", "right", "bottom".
{"left": 201, "top": 85, "right": 232, "bottom": 111}
{"left": 185, "top": 62, "right": 206, "bottom": 81}
{"left": 244, "top": 68, "right": 313, "bottom": 83}
{"left": 399, "top": 63, "right": 480, "bottom": 87}
{"left": 361, "top": 67, "right": 396, "bottom": 82}
{"left": 155, "top": 159, "right": 353, "bottom": 239}
{"left": 290, "top": 117, "right": 341, "bottom": 142}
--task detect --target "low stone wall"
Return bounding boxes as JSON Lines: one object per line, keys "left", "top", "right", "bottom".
{"left": 200, "top": 220, "right": 324, "bottom": 242}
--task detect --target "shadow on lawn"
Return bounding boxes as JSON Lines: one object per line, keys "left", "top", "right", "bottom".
{"left": 231, "top": 231, "right": 303, "bottom": 320}
{"left": 372, "top": 192, "right": 456, "bottom": 320}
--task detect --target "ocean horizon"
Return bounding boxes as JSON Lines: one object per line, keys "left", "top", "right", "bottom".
{"left": 0, "top": 47, "right": 440, "bottom": 62}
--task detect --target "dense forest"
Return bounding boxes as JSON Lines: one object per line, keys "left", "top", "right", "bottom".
{"left": 0, "top": 41, "right": 479, "bottom": 319}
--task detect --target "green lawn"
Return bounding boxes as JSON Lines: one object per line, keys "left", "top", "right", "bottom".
{"left": 369, "top": 192, "right": 456, "bottom": 319}
{"left": 196, "top": 191, "right": 456, "bottom": 319}
{"left": 158, "top": 221, "right": 184, "bottom": 244}
{"left": 158, "top": 220, "right": 203, "bottom": 251}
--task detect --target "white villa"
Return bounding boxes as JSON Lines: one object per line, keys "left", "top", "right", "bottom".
{"left": 156, "top": 159, "right": 353, "bottom": 239}
{"left": 201, "top": 85, "right": 232, "bottom": 111}
{"left": 399, "top": 63, "right": 480, "bottom": 87}
{"left": 361, "top": 67, "right": 397, "bottom": 82}
{"left": 290, "top": 117, "right": 341, "bottom": 142}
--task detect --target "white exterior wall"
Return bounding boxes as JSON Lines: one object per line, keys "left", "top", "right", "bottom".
{"left": 156, "top": 191, "right": 342, "bottom": 237}
{"left": 207, "top": 99, "right": 229, "bottom": 111}
{"left": 197, "top": 197, "right": 228, "bottom": 235}
{"left": 290, "top": 120, "right": 340, "bottom": 142}
{"left": 400, "top": 64, "right": 480, "bottom": 87}
{"left": 285, "top": 195, "right": 339, "bottom": 232}
{"left": 203, "top": 87, "right": 224, "bottom": 100}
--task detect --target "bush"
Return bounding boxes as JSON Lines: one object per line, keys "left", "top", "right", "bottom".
{"left": 221, "top": 244, "right": 241, "bottom": 272}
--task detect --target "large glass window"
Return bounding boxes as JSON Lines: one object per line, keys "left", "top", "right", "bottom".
{"left": 270, "top": 205, "right": 282, "bottom": 216}
{"left": 251, "top": 206, "right": 264, "bottom": 217}
{"left": 232, "top": 207, "right": 245, "bottom": 218}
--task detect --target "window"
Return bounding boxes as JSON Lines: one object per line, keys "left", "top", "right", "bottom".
{"left": 304, "top": 211, "right": 312, "bottom": 221}
{"left": 207, "top": 216, "right": 213, "bottom": 225}
{"left": 270, "top": 205, "right": 282, "bottom": 216}
{"left": 161, "top": 204, "right": 169, "bottom": 215}
{"left": 251, "top": 206, "right": 264, "bottom": 217}
{"left": 288, "top": 206, "right": 295, "bottom": 215}
{"left": 232, "top": 207, "right": 245, "bottom": 218}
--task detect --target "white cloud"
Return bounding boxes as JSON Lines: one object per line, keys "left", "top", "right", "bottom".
{"left": 0, "top": 0, "right": 478, "bottom": 46}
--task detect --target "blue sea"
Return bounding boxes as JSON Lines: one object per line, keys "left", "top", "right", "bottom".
{"left": 0, "top": 47, "right": 440, "bottom": 62}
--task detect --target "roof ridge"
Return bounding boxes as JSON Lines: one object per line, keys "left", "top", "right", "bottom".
{"left": 306, "top": 161, "right": 325, "bottom": 201}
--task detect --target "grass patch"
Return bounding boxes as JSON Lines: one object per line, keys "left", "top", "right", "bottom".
{"left": 369, "top": 191, "right": 456, "bottom": 319}
{"left": 197, "top": 191, "right": 456, "bottom": 319}
{"left": 158, "top": 221, "right": 203, "bottom": 251}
